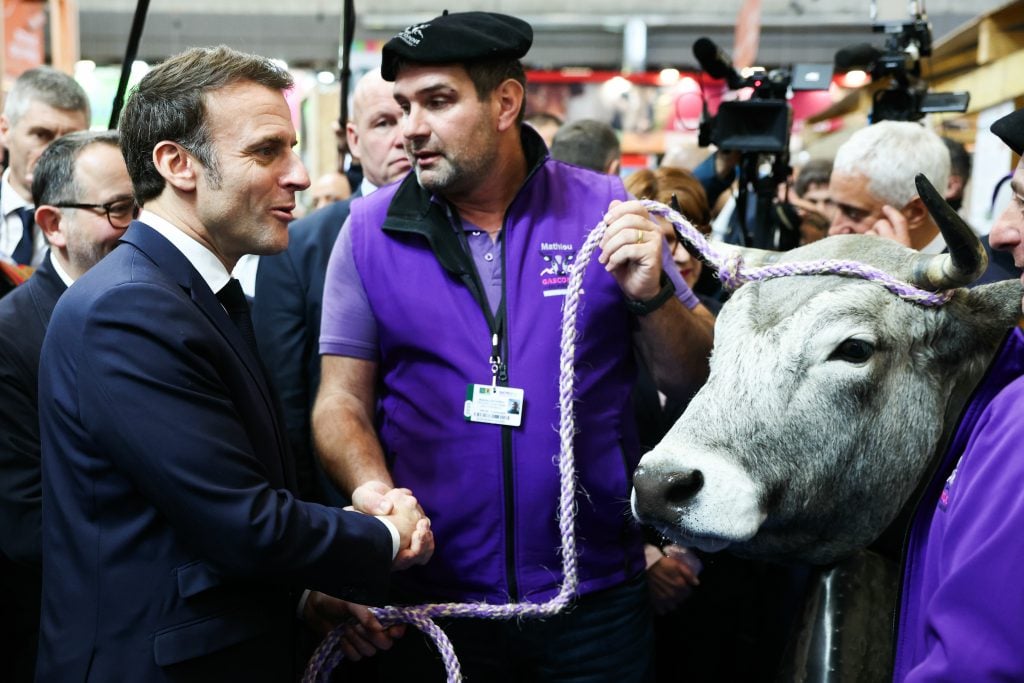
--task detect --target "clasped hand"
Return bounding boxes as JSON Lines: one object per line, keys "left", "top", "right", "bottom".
{"left": 350, "top": 480, "right": 434, "bottom": 570}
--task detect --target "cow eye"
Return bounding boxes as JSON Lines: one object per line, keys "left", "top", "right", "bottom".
{"left": 830, "top": 338, "right": 875, "bottom": 363}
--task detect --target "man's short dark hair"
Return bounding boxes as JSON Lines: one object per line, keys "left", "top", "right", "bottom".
{"left": 794, "top": 158, "right": 833, "bottom": 198}
{"left": 549, "top": 119, "right": 620, "bottom": 173}
{"left": 942, "top": 137, "right": 972, "bottom": 180}
{"left": 465, "top": 59, "right": 527, "bottom": 124}
{"left": 118, "top": 46, "right": 293, "bottom": 204}
{"left": 32, "top": 130, "right": 121, "bottom": 207}
{"left": 3, "top": 66, "right": 90, "bottom": 125}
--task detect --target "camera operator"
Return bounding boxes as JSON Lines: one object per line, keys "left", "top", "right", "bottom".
{"left": 691, "top": 39, "right": 809, "bottom": 251}
{"left": 692, "top": 145, "right": 802, "bottom": 252}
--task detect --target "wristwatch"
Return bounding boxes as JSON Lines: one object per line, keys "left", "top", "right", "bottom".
{"left": 624, "top": 273, "right": 676, "bottom": 316}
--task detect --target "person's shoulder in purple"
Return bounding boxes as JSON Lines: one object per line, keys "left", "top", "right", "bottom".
{"left": 894, "top": 106, "right": 1024, "bottom": 682}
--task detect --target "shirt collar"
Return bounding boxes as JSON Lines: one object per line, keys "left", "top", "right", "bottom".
{"left": 49, "top": 250, "right": 75, "bottom": 287}
{"left": 1, "top": 170, "right": 31, "bottom": 217}
{"left": 139, "top": 209, "right": 232, "bottom": 293}
{"left": 359, "top": 177, "right": 379, "bottom": 197}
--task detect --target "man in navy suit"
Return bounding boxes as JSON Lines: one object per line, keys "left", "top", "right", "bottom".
{"left": 0, "top": 129, "right": 133, "bottom": 683}
{"left": 253, "top": 68, "right": 410, "bottom": 504}
{"left": 36, "top": 47, "right": 433, "bottom": 682}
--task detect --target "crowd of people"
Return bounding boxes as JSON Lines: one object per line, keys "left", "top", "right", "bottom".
{"left": 1, "top": 8, "right": 1023, "bottom": 683}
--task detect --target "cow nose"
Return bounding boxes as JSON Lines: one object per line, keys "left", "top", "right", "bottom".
{"left": 633, "top": 464, "right": 704, "bottom": 520}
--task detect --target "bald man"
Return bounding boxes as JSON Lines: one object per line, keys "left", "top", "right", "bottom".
{"left": 253, "top": 68, "right": 412, "bottom": 503}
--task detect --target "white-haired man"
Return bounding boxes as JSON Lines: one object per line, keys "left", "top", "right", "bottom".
{"left": 828, "top": 120, "right": 950, "bottom": 252}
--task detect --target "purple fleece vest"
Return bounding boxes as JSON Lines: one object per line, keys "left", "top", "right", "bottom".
{"left": 347, "top": 154, "right": 646, "bottom": 603}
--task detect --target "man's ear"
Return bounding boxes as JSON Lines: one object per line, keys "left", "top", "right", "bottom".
{"left": 494, "top": 79, "right": 525, "bottom": 132}
{"left": 0, "top": 114, "right": 10, "bottom": 146}
{"left": 346, "top": 120, "right": 361, "bottom": 160}
{"left": 903, "top": 196, "right": 931, "bottom": 230}
{"left": 152, "top": 140, "right": 197, "bottom": 192}
{"left": 34, "top": 206, "right": 67, "bottom": 249}
{"left": 946, "top": 175, "right": 965, "bottom": 201}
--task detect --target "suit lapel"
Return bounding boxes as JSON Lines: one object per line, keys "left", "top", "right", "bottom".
{"left": 119, "top": 223, "right": 293, "bottom": 486}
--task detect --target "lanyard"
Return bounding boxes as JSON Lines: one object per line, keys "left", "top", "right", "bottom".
{"left": 449, "top": 207, "right": 508, "bottom": 386}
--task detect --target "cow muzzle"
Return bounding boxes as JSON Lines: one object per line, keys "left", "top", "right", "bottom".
{"left": 632, "top": 464, "right": 704, "bottom": 523}
{"left": 631, "top": 448, "right": 767, "bottom": 553}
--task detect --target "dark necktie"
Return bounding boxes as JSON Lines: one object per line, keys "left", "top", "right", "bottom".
{"left": 11, "top": 207, "right": 34, "bottom": 266}
{"left": 216, "top": 278, "right": 260, "bottom": 358}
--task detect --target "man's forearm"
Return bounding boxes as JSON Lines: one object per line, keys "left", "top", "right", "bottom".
{"left": 634, "top": 299, "right": 715, "bottom": 401}
{"left": 312, "top": 390, "right": 391, "bottom": 498}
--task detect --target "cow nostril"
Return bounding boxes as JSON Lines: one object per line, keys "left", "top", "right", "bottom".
{"left": 664, "top": 470, "right": 704, "bottom": 506}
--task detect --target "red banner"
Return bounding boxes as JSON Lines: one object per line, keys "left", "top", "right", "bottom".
{"left": 4, "top": 0, "right": 47, "bottom": 82}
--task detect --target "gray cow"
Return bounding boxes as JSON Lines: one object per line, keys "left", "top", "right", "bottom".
{"left": 632, "top": 225, "right": 1019, "bottom": 566}
{"left": 631, "top": 179, "right": 1022, "bottom": 680}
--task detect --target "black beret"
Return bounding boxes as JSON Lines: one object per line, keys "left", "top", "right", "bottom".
{"left": 381, "top": 11, "right": 533, "bottom": 81}
{"left": 991, "top": 108, "right": 1024, "bottom": 156}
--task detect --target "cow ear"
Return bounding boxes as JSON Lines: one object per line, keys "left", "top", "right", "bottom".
{"left": 963, "top": 280, "right": 1022, "bottom": 330}
{"left": 926, "top": 281, "right": 1020, "bottom": 374}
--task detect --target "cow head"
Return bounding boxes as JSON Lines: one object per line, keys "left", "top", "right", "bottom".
{"left": 633, "top": 179, "right": 1022, "bottom": 565}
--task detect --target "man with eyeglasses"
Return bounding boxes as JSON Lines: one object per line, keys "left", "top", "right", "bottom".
{"left": 0, "top": 130, "right": 132, "bottom": 683}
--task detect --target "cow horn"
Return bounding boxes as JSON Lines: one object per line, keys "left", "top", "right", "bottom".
{"left": 906, "top": 173, "right": 987, "bottom": 290}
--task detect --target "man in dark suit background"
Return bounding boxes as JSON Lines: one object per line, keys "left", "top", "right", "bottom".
{"left": 36, "top": 46, "right": 432, "bottom": 682}
{"left": 253, "top": 68, "right": 411, "bottom": 504}
{"left": 1, "top": 67, "right": 90, "bottom": 271}
{"left": 0, "top": 129, "right": 133, "bottom": 683}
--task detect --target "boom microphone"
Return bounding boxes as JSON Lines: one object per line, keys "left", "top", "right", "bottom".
{"left": 834, "top": 43, "right": 883, "bottom": 72}
{"left": 693, "top": 37, "right": 743, "bottom": 89}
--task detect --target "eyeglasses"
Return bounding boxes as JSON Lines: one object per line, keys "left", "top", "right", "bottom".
{"left": 52, "top": 198, "right": 140, "bottom": 229}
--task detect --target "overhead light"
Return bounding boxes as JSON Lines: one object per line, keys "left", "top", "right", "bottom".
{"left": 840, "top": 70, "right": 869, "bottom": 88}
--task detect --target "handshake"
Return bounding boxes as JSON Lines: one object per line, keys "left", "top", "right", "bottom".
{"left": 349, "top": 480, "right": 434, "bottom": 570}
{"left": 301, "top": 480, "right": 434, "bottom": 655}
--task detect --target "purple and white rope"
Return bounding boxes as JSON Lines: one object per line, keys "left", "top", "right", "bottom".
{"left": 303, "top": 217, "right": 604, "bottom": 683}
{"left": 304, "top": 199, "right": 958, "bottom": 683}
{"left": 642, "top": 200, "right": 956, "bottom": 307}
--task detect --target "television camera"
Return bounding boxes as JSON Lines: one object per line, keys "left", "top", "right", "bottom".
{"left": 692, "top": 38, "right": 829, "bottom": 249}
{"left": 833, "top": 0, "right": 969, "bottom": 123}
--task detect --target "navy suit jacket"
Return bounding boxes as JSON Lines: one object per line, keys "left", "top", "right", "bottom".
{"left": 0, "top": 253, "right": 65, "bottom": 682}
{"left": 253, "top": 196, "right": 355, "bottom": 504}
{"left": 37, "top": 222, "right": 393, "bottom": 682}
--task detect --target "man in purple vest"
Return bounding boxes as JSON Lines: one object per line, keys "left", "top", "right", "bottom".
{"left": 313, "top": 11, "right": 715, "bottom": 681}
{"left": 891, "top": 109, "right": 1024, "bottom": 680}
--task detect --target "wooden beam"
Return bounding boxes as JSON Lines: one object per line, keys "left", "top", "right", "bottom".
{"left": 47, "top": 0, "right": 79, "bottom": 73}
{"left": 933, "top": 48, "right": 1024, "bottom": 113}
{"left": 978, "top": 16, "right": 1024, "bottom": 65}
{"left": 924, "top": 47, "right": 980, "bottom": 81}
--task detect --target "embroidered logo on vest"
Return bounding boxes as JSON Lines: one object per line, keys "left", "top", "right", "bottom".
{"left": 938, "top": 463, "right": 959, "bottom": 511}
{"left": 539, "top": 242, "right": 576, "bottom": 297}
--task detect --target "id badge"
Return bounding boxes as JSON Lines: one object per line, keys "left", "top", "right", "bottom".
{"left": 464, "top": 384, "right": 525, "bottom": 427}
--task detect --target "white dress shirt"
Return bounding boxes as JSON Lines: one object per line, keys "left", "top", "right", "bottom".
{"left": 1, "top": 170, "right": 47, "bottom": 267}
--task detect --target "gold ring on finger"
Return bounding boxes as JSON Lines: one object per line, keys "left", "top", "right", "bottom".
{"left": 636, "top": 229, "right": 644, "bottom": 244}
